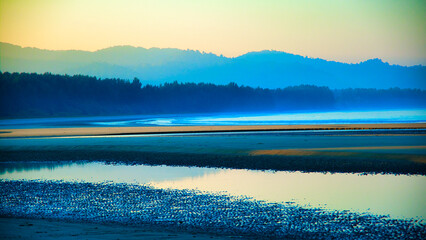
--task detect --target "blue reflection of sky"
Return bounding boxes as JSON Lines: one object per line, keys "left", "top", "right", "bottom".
{"left": 90, "top": 110, "right": 426, "bottom": 126}
{"left": 0, "top": 162, "right": 217, "bottom": 185}
{"left": 187, "top": 110, "right": 426, "bottom": 125}
{"left": 0, "top": 109, "right": 425, "bottom": 129}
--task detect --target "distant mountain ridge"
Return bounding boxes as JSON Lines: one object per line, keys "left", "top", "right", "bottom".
{"left": 0, "top": 42, "right": 424, "bottom": 89}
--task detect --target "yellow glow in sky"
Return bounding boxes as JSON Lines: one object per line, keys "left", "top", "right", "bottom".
{"left": 0, "top": 0, "right": 425, "bottom": 65}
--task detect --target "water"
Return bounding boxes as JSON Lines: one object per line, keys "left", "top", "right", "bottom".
{"left": 1, "top": 162, "right": 425, "bottom": 220}
{"left": 1, "top": 110, "right": 425, "bottom": 223}
{"left": 1, "top": 109, "right": 425, "bottom": 128}
{"left": 184, "top": 110, "right": 426, "bottom": 125}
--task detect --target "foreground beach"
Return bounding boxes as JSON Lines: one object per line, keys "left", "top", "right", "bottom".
{"left": 0, "top": 217, "right": 235, "bottom": 240}
{"left": 1, "top": 180, "right": 424, "bottom": 239}
{"left": 1, "top": 123, "right": 425, "bottom": 239}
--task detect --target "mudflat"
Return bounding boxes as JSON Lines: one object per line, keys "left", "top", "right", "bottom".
{"left": 0, "top": 217, "right": 235, "bottom": 240}
{"left": 1, "top": 123, "right": 425, "bottom": 138}
{"left": 1, "top": 123, "right": 425, "bottom": 175}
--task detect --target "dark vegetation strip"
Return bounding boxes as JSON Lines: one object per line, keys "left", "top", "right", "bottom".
{"left": 1, "top": 149, "right": 425, "bottom": 175}
{"left": 1, "top": 180, "right": 424, "bottom": 239}
{"left": 1, "top": 71, "right": 425, "bottom": 118}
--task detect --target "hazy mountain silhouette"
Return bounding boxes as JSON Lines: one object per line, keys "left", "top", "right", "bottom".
{"left": 1, "top": 42, "right": 424, "bottom": 89}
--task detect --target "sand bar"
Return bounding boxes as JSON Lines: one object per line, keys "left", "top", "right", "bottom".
{"left": 0, "top": 123, "right": 425, "bottom": 138}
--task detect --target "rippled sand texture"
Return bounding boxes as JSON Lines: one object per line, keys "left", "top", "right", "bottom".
{"left": 0, "top": 180, "right": 424, "bottom": 239}
{"left": 250, "top": 146, "right": 426, "bottom": 164}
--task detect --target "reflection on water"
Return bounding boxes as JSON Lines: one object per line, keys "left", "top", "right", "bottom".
{"left": 1, "top": 161, "right": 424, "bottom": 219}
{"left": 0, "top": 161, "right": 81, "bottom": 175}
{"left": 0, "top": 162, "right": 216, "bottom": 184}
{"left": 154, "top": 170, "right": 426, "bottom": 220}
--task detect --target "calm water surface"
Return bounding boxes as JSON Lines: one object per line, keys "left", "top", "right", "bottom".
{"left": 1, "top": 162, "right": 425, "bottom": 220}
{"left": 1, "top": 109, "right": 425, "bottom": 128}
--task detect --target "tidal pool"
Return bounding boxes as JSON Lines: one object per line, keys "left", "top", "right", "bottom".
{"left": 1, "top": 162, "right": 424, "bottom": 220}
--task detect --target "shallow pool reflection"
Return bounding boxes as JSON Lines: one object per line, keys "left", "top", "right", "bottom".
{"left": 1, "top": 162, "right": 424, "bottom": 219}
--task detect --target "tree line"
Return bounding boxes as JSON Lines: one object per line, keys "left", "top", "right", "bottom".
{"left": 0, "top": 72, "right": 424, "bottom": 118}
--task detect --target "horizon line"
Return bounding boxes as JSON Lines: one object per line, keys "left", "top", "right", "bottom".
{"left": 2, "top": 41, "right": 424, "bottom": 67}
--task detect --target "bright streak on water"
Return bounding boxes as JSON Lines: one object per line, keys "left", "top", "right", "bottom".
{"left": 0, "top": 109, "right": 425, "bottom": 128}
{"left": 187, "top": 110, "right": 426, "bottom": 125}
{"left": 90, "top": 110, "right": 426, "bottom": 126}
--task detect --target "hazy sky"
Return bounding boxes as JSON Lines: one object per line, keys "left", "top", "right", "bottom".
{"left": 1, "top": 0, "right": 425, "bottom": 65}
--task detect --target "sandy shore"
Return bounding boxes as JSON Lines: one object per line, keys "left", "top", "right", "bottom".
{"left": 1, "top": 123, "right": 425, "bottom": 138}
{"left": 0, "top": 217, "right": 235, "bottom": 240}
{"left": 2, "top": 181, "right": 424, "bottom": 239}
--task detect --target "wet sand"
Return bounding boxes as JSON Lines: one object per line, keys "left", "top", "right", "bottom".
{"left": 0, "top": 217, "right": 236, "bottom": 240}
{"left": 250, "top": 146, "right": 426, "bottom": 164}
{"left": 1, "top": 126, "right": 426, "bottom": 174}
{"left": 1, "top": 123, "right": 425, "bottom": 138}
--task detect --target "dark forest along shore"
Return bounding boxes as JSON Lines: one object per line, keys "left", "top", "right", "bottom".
{"left": 1, "top": 72, "right": 425, "bottom": 118}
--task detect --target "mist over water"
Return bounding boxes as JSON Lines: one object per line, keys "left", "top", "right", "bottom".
{"left": 183, "top": 110, "right": 426, "bottom": 126}
{"left": 1, "top": 109, "right": 425, "bottom": 129}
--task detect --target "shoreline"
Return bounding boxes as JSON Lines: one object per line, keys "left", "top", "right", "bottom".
{"left": 1, "top": 181, "right": 424, "bottom": 239}
{"left": 1, "top": 123, "right": 425, "bottom": 138}
{"left": 2, "top": 148, "right": 426, "bottom": 175}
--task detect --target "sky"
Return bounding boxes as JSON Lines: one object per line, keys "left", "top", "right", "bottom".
{"left": 0, "top": 0, "right": 425, "bottom": 66}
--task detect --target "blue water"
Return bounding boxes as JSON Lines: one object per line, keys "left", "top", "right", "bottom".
{"left": 0, "top": 109, "right": 425, "bottom": 129}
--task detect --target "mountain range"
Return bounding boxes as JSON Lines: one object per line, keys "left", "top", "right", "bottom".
{"left": 0, "top": 42, "right": 424, "bottom": 89}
